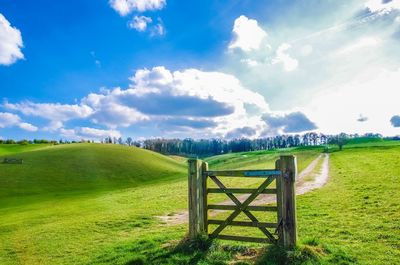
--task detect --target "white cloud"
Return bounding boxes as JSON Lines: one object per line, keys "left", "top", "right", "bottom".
{"left": 43, "top": 121, "right": 64, "bottom": 132}
{"left": 78, "top": 127, "right": 121, "bottom": 139}
{"left": 4, "top": 102, "right": 93, "bottom": 121}
{"left": 229, "top": 15, "right": 267, "bottom": 52}
{"left": 18, "top": 122, "right": 38, "bottom": 132}
{"left": 240, "top": 58, "right": 259, "bottom": 67}
{"left": 0, "top": 112, "right": 37, "bottom": 132}
{"left": 60, "top": 127, "right": 121, "bottom": 140}
{"left": 88, "top": 99, "right": 149, "bottom": 128}
{"left": 365, "top": 0, "right": 400, "bottom": 14}
{"left": 0, "top": 13, "right": 24, "bottom": 66}
{"left": 130, "top": 65, "right": 173, "bottom": 87}
{"left": 81, "top": 66, "right": 270, "bottom": 134}
{"left": 150, "top": 18, "right": 165, "bottom": 36}
{"left": 109, "top": 0, "right": 166, "bottom": 16}
{"left": 129, "top": 15, "right": 152, "bottom": 31}
{"left": 0, "top": 112, "right": 20, "bottom": 128}
{"left": 272, "top": 43, "right": 298, "bottom": 71}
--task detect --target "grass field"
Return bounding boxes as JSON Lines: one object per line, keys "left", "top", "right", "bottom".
{"left": 0, "top": 141, "right": 399, "bottom": 264}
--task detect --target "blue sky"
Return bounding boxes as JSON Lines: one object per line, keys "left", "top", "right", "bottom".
{"left": 1, "top": 0, "right": 400, "bottom": 140}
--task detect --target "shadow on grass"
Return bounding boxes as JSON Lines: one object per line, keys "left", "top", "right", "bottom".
{"left": 122, "top": 234, "right": 213, "bottom": 265}
{"left": 104, "top": 236, "right": 356, "bottom": 265}
{"left": 123, "top": 234, "right": 257, "bottom": 265}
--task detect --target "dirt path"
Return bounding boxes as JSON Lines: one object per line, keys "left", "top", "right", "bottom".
{"left": 157, "top": 154, "right": 330, "bottom": 225}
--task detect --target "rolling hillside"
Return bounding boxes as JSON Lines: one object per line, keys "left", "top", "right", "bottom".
{"left": 0, "top": 144, "right": 186, "bottom": 206}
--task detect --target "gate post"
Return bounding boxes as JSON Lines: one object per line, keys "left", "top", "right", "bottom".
{"left": 275, "top": 159, "right": 283, "bottom": 244}
{"left": 188, "top": 159, "right": 208, "bottom": 239}
{"left": 200, "top": 161, "right": 208, "bottom": 235}
{"left": 277, "top": 155, "right": 297, "bottom": 249}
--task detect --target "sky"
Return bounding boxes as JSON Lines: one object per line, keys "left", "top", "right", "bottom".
{"left": 0, "top": 0, "right": 400, "bottom": 141}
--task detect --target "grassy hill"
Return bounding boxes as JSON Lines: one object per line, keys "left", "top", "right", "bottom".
{"left": 0, "top": 143, "right": 51, "bottom": 156}
{"left": 0, "top": 141, "right": 399, "bottom": 264}
{"left": 0, "top": 144, "right": 186, "bottom": 207}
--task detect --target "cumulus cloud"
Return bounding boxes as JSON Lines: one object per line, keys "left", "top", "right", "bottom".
{"left": 127, "top": 66, "right": 269, "bottom": 113}
{"left": 225, "top": 127, "right": 257, "bottom": 139}
{"left": 0, "top": 112, "right": 37, "bottom": 132}
{"left": 109, "top": 0, "right": 166, "bottom": 16}
{"left": 60, "top": 127, "right": 121, "bottom": 140}
{"left": 262, "top": 112, "right": 317, "bottom": 134}
{"left": 3, "top": 101, "right": 93, "bottom": 122}
{"left": 390, "top": 115, "right": 400, "bottom": 127}
{"left": 272, "top": 43, "right": 298, "bottom": 72}
{"left": 5, "top": 66, "right": 272, "bottom": 138}
{"left": 155, "top": 118, "right": 217, "bottom": 133}
{"left": 86, "top": 98, "right": 149, "bottom": 128}
{"left": 18, "top": 122, "right": 38, "bottom": 132}
{"left": 0, "top": 13, "right": 24, "bottom": 66}
{"left": 365, "top": 0, "right": 400, "bottom": 14}
{"left": 81, "top": 66, "right": 269, "bottom": 133}
{"left": 129, "top": 15, "right": 152, "bottom": 31}
{"left": 229, "top": 15, "right": 267, "bottom": 52}
{"left": 43, "top": 121, "right": 64, "bottom": 132}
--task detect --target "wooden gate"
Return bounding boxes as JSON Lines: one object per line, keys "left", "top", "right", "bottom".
{"left": 188, "top": 155, "right": 297, "bottom": 249}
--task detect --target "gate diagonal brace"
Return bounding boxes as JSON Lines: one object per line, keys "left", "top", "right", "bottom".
{"left": 209, "top": 176, "right": 277, "bottom": 243}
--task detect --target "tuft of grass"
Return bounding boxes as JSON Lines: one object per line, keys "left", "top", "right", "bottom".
{"left": 254, "top": 241, "right": 354, "bottom": 265}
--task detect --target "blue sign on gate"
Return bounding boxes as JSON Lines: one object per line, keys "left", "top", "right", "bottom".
{"left": 243, "top": 170, "right": 281, "bottom": 177}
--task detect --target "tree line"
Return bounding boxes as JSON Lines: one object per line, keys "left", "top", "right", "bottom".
{"left": 140, "top": 133, "right": 385, "bottom": 156}
{"left": 1, "top": 133, "right": 393, "bottom": 157}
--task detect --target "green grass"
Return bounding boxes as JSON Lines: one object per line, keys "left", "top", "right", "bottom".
{"left": 296, "top": 145, "right": 400, "bottom": 264}
{"left": 0, "top": 144, "right": 51, "bottom": 156}
{"left": 0, "top": 141, "right": 399, "bottom": 264}
{"left": 205, "top": 146, "right": 322, "bottom": 172}
{"left": 0, "top": 143, "right": 186, "bottom": 207}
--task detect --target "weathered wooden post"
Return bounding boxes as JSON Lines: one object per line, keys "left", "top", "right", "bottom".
{"left": 277, "top": 155, "right": 297, "bottom": 249}
{"left": 275, "top": 159, "right": 283, "bottom": 243}
{"left": 188, "top": 159, "right": 208, "bottom": 239}
{"left": 199, "top": 161, "right": 208, "bottom": 234}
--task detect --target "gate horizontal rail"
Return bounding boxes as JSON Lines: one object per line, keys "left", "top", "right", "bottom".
{"left": 208, "top": 220, "right": 278, "bottom": 228}
{"left": 204, "top": 169, "right": 281, "bottom": 177}
{"left": 207, "top": 205, "right": 278, "bottom": 211}
{"left": 207, "top": 188, "right": 277, "bottom": 194}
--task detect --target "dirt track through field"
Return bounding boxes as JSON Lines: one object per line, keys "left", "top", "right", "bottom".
{"left": 157, "top": 153, "right": 330, "bottom": 225}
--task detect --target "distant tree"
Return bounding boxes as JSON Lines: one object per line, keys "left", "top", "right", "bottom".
{"left": 105, "top": 136, "right": 113, "bottom": 144}
{"left": 17, "top": 140, "right": 29, "bottom": 145}
{"left": 126, "top": 137, "right": 133, "bottom": 146}
{"left": 332, "top": 133, "right": 349, "bottom": 150}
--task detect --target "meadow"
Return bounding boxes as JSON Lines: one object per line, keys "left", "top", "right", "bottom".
{"left": 0, "top": 140, "right": 399, "bottom": 264}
